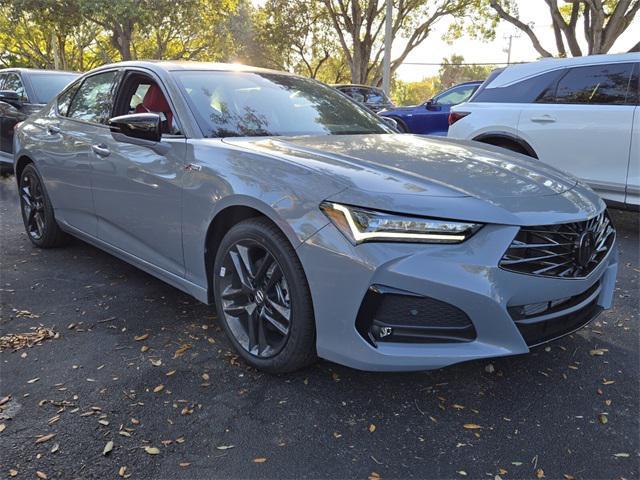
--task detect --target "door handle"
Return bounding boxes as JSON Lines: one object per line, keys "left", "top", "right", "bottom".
{"left": 91, "top": 143, "right": 111, "bottom": 157}
{"left": 530, "top": 115, "right": 556, "bottom": 123}
{"left": 47, "top": 125, "right": 61, "bottom": 135}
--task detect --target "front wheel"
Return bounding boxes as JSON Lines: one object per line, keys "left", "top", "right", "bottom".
{"left": 19, "top": 164, "right": 69, "bottom": 248}
{"left": 213, "top": 218, "right": 316, "bottom": 373}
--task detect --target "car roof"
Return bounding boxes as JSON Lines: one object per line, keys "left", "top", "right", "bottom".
{"left": 487, "top": 52, "right": 640, "bottom": 88}
{"left": 0, "top": 68, "right": 79, "bottom": 76}
{"left": 87, "top": 60, "right": 293, "bottom": 77}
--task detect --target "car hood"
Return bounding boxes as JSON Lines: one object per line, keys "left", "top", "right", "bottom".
{"left": 222, "top": 134, "right": 577, "bottom": 200}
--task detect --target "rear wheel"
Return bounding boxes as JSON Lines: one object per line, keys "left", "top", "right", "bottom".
{"left": 19, "top": 164, "right": 69, "bottom": 248}
{"left": 213, "top": 218, "right": 316, "bottom": 373}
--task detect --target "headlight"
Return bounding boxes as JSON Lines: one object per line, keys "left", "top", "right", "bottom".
{"left": 320, "top": 202, "right": 482, "bottom": 244}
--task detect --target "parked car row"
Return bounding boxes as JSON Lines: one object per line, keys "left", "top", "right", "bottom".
{"left": 10, "top": 60, "right": 619, "bottom": 373}
{"left": 0, "top": 68, "right": 80, "bottom": 172}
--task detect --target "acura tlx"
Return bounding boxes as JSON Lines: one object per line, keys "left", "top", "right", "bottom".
{"left": 14, "top": 61, "right": 617, "bottom": 372}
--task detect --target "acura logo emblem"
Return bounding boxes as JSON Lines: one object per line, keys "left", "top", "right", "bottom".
{"left": 576, "top": 230, "right": 595, "bottom": 268}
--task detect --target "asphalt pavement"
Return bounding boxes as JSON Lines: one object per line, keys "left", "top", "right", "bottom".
{"left": 1, "top": 174, "right": 638, "bottom": 480}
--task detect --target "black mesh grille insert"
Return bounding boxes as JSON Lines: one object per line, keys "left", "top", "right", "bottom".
{"left": 500, "top": 211, "right": 615, "bottom": 278}
{"left": 356, "top": 286, "right": 476, "bottom": 345}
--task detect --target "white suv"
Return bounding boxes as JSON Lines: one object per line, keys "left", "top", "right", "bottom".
{"left": 448, "top": 53, "right": 639, "bottom": 208}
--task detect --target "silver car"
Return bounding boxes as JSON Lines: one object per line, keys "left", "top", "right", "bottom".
{"left": 14, "top": 61, "right": 618, "bottom": 373}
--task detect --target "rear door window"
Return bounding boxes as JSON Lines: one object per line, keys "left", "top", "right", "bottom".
{"left": 57, "top": 80, "right": 82, "bottom": 117}
{"left": 67, "top": 71, "right": 118, "bottom": 124}
{"left": 554, "top": 63, "right": 634, "bottom": 105}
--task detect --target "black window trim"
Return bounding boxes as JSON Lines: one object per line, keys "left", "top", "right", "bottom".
{"left": 60, "top": 68, "right": 123, "bottom": 129}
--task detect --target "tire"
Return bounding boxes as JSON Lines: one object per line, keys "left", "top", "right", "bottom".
{"left": 18, "top": 163, "right": 69, "bottom": 248}
{"left": 390, "top": 117, "right": 409, "bottom": 133}
{"left": 213, "top": 217, "right": 316, "bottom": 373}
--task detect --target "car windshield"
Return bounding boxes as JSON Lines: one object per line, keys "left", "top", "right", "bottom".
{"left": 174, "top": 70, "right": 390, "bottom": 138}
{"left": 29, "top": 73, "right": 79, "bottom": 104}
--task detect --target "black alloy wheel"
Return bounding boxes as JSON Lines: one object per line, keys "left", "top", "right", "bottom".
{"left": 20, "top": 167, "right": 46, "bottom": 240}
{"left": 19, "top": 164, "right": 68, "bottom": 248}
{"left": 213, "top": 218, "right": 316, "bottom": 372}
{"left": 219, "top": 239, "right": 291, "bottom": 358}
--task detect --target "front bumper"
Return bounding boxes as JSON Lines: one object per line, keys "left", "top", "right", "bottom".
{"left": 297, "top": 221, "right": 618, "bottom": 371}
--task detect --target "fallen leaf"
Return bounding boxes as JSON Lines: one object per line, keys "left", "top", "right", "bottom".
{"left": 131, "top": 418, "right": 140, "bottom": 425}
{"left": 369, "top": 472, "right": 380, "bottom": 480}
{"left": 0, "top": 424, "right": 5, "bottom": 433}
{"left": 35, "top": 433, "right": 56, "bottom": 444}
{"left": 598, "top": 414, "right": 608, "bottom": 425}
{"left": 0, "top": 396, "right": 10, "bottom": 406}
{"left": 119, "top": 431, "right": 131, "bottom": 437}
{"left": 145, "top": 446, "right": 160, "bottom": 455}
{"left": 590, "top": 348, "right": 608, "bottom": 356}
{"left": 463, "top": 423, "right": 482, "bottom": 430}
{"left": 140, "top": 345, "right": 149, "bottom": 352}
{"left": 36, "top": 471, "right": 47, "bottom": 479}
{"left": 457, "top": 471, "right": 467, "bottom": 476}
{"left": 153, "top": 384, "right": 164, "bottom": 393}
{"left": 27, "top": 377, "right": 40, "bottom": 384}
{"left": 99, "top": 419, "right": 110, "bottom": 426}
{"left": 202, "top": 373, "right": 210, "bottom": 381}
{"left": 613, "top": 453, "right": 629, "bottom": 458}
{"left": 368, "top": 424, "right": 376, "bottom": 433}
{"left": 118, "top": 466, "right": 127, "bottom": 477}
{"left": 134, "top": 334, "right": 149, "bottom": 341}
{"left": 179, "top": 463, "right": 191, "bottom": 467}
{"left": 9, "top": 469, "right": 18, "bottom": 477}
{"left": 253, "top": 457, "right": 267, "bottom": 463}
{"left": 485, "top": 363, "right": 495, "bottom": 373}
{"left": 173, "top": 344, "right": 192, "bottom": 358}
{"left": 536, "top": 468, "right": 545, "bottom": 478}
{"left": 166, "top": 370, "right": 176, "bottom": 376}
{"left": 216, "top": 445, "right": 235, "bottom": 450}
{"left": 151, "top": 359, "right": 162, "bottom": 367}
{"left": 103, "top": 440, "right": 114, "bottom": 456}
{"left": 564, "top": 475, "right": 576, "bottom": 480}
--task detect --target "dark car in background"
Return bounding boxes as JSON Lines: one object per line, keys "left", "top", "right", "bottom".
{"left": 380, "top": 80, "right": 482, "bottom": 135}
{"left": 333, "top": 84, "right": 395, "bottom": 113}
{"left": 0, "top": 68, "right": 79, "bottom": 172}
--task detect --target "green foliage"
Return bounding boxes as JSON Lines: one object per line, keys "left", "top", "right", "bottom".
{"left": 391, "top": 54, "right": 493, "bottom": 106}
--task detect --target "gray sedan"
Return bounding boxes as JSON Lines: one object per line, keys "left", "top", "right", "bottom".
{"left": 14, "top": 61, "right": 617, "bottom": 372}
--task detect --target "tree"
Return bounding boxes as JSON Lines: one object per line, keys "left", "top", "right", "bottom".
{"left": 435, "top": 54, "right": 493, "bottom": 89}
{"left": 486, "top": 0, "right": 640, "bottom": 57}
{"left": 321, "top": 0, "right": 476, "bottom": 85}
{"left": 0, "top": 0, "right": 112, "bottom": 70}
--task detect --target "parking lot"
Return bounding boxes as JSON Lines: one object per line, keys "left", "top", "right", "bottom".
{"left": 0, "top": 173, "right": 638, "bottom": 479}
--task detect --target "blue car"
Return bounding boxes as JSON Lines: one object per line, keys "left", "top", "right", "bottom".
{"left": 380, "top": 81, "right": 482, "bottom": 135}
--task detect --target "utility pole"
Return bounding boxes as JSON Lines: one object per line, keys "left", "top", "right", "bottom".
{"left": 382, "top": 0, "right": 392, "bottom": 95}
{"left": 503, "top": 30, "right": 520, "bottom": 65}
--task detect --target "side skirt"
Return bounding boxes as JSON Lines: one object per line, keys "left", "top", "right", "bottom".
{"left": 60, "top": 222, "right": 210, "bottom": 304}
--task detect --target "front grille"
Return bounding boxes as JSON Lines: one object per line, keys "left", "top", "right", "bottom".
{"left": 500, "top": 211, "right": 615, "bottom": 278}
{"left": 356, "top": 285, "right": 476, "bottom": 346}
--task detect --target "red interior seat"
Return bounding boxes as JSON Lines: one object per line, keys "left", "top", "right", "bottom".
{"left": 135, "top": 84, "right": 173, "bottom": 133}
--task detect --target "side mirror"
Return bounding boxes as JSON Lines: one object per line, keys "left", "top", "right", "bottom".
{"left": 108, "top": 113, "right": 161, "bottom": 142}
{"left": 0, "top": 90, "right": 23, "bottom": 108}
{"left": 425, "top": 99, "right": 441, "bottom": 111}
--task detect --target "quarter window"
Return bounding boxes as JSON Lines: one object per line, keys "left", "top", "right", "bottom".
{"left": 554, "top": 63, "right": 634, "bottom": 105}
{"left": 67, "top": 71, "right": 118, "bottom": 124}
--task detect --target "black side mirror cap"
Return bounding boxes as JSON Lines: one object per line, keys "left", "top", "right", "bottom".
{"left": 425, "top": 99, "right": 440, "bottom": 111}
{"left": 108, "top": 113, "right": 162, "bottom": 143}
{"left": 0, "top": 90, "right": 23, "bottom": 108}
